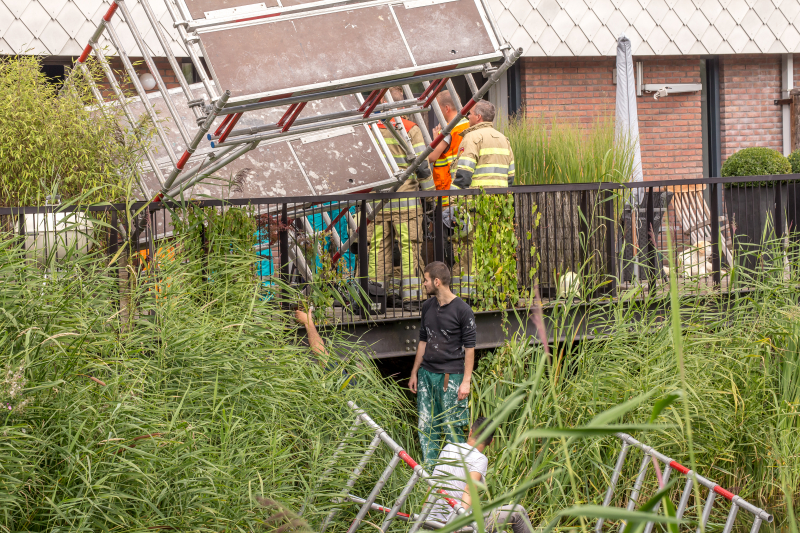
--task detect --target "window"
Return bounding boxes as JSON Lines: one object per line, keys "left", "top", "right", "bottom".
{"left": 40, "top": 64, "right": 66, "bottom": 90}
{"left": 181, "top": 61, "right": 195, "bottom": 85}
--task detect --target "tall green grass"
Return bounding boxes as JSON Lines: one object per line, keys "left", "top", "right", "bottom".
{"left": 3, "top": 204, "right": 800, "bottom": 533}
{"left": 471, "top": 231, "right": 800, "bottom": 531}
{"left": 504, "top": 114, "right": 635, "bottom": 185}
{"left": 0, "top": 211, "right": 416, "bottom": 531}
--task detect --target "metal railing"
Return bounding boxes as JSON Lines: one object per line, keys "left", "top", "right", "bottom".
{"left": 1, "top": 174, "right": 798, "bottom": 324}
{"left": 597, "top": 433, "right": 773, "bottom": 533}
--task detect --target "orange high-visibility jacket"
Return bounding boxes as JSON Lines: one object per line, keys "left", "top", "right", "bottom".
{"left": 432, "top": 118, "right": 470, "bottom": 191}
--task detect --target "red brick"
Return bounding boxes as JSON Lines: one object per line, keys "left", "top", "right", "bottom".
{"left": 519, "top": 56, "right": 704, "bottom": 181}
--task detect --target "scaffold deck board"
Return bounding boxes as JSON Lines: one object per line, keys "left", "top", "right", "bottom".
{"left": 189, "top": 0, "right": 502, "bottom": 104}
{"left": 117, "top": 84, "right": 393, "bottom": 199}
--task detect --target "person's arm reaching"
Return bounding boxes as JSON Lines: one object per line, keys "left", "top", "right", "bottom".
{"left": 460, "top": 471, "right": 483, "bottom": 509}
{"left": 295, "top": 308, "right": 327, "bottom": 358}
{"left": 408, "top": 340, "right": 426, "bottom": 393}
{"left": 458, "top": 347, "right": 474, "bottom": 401}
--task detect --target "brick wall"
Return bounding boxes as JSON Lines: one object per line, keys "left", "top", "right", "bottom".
{"left": 519, "top": 56, "right": 704, "bottom": 181}
{"left": 519, "top": 57, "right": 615, "bottom": 123}
{"left": 719, "top": 55, "right": 783, "bottom": 161}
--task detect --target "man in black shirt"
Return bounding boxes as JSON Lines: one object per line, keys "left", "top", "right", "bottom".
{"left": 408, "top": 261, "right": 477, "bottom": 465}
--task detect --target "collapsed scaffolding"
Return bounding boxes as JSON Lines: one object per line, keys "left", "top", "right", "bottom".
{"left": 310, "top": 402, "right": 773, "bottom": 533}
{"left": 65, "top": 0, "right": 521, "bottom": 280}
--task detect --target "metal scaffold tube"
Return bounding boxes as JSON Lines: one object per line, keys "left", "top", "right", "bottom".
{"left": 157, "top": 91, "right": 231, "bottom": 198}
{"left": 167, "top": 141, "right": 255, "bottom": 198}
{"left": 116, "top": 0, "right": 192, "bottom": 146}
{"left": 137, "top": 0, "right": 202, "bottom": 118}
{"left": 212, "top": 104, "right": 430, "bottom": 149}
{"left": 218, "top": 65, "right": 489, "bottom": 116}
{"left": 162, "top": 0, "right": 219, "bottom": 100}
{"left": 104, "top": 21, "right": 179, "bottom": 167}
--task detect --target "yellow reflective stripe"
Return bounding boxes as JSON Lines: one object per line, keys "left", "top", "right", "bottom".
{"left": 384, "top": 198, "right": 421, "bottom": 210}
{"left": 472, "top": 178, "right": 509, "bottom": 187}
{"left": 419, "top": 176, "right": 435, "bottom": 191}
{"left": 475, "top": 163, "right": 509, "bottom": 169}
{"left": 479, "top": 147, "right": 510, "bottom": 156}
{"left": 457, "top": 157, "right": 476, "bottom": 170}
{"left": 384, "top": 137, "right": 400, "bottom": 145}
{"left": 434, "top": 155, "right": 458, "bottom": 166}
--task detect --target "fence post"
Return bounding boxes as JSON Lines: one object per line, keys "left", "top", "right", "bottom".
{"left": 434, "top": 196, "right": 444, "bottom": 263}
{"left": 17, "top": 209, "right": 25, "bottom": 251}
{"left": 579, "top": 189, "right": 588, "bottom": 269}
{"left": 604, "top": 188, "right": 617, "bottom": 298}
{"left": 279, "top": 203, "right": 289, "bottom": 284}
{"left": 709, "top": 182, "right": 721, "bottom": 287}
{"left": 110, "top": 209, "right": 119, "bottom": 279}
{"left": 775, "top": 180, "right": 784, "bottom": 239}
{"left": 358, "top": 200, "right": 370, "bottom": 317}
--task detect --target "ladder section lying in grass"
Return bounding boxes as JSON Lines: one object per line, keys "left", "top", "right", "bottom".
{"left": 312, "top": 404, "right": 774, "bottom": 533}
{"left": 597, "top": 433, "right": 773, "bottom": 533}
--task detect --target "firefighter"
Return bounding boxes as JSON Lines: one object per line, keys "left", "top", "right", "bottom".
{"left": 426, "top": 90, "right": 469, "bottom": 268}
{"left": 369, "top": 87, "right": 434, "bottom": 310}
{"left": 426, "top": 90, "right": 470, "bottom": 194}
{"left": 448, "top": 100, "right": 515, "bottom": 298}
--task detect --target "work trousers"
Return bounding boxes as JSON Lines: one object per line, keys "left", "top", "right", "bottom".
{"left": 417, "top": 367, "right": 470, "bottom": 466}
{"left": 451, "top": 230, "right": 476, "bottom": 300}
{"left": 484, "top": 505, "right": 535, "bottom": 533}
{"left": 368, "top": 209, "right": 423, "bottom": 300}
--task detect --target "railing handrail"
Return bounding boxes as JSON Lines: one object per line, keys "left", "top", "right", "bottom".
{"left": 1, "top": 174, "right": 798, "bottom": 215}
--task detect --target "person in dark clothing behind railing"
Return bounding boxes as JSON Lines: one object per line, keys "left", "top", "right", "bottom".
{"left": 408, "top": 261, "right": 476, "bottom": 466}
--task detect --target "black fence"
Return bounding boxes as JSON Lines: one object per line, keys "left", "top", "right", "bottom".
{"left": 2, "top": 174, "right": 799, "bottom": 324}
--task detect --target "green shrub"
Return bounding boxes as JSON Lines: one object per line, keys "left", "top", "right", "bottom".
{"left": 0, "top": 56, "right": 147, "bottom": 206}
{"left": 788, "top": 149, "right": 800, "bottom": 173}
{"left": 721, "top": 146, "right": 791, "bottom": 187}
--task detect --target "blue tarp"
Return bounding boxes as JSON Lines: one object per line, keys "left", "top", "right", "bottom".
{"left": 255, "top": 202, "right": 357, "bottom": 280}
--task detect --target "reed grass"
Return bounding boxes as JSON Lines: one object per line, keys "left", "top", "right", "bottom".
{"left": 0, "top": 216, "right": 417, "bottom": 531}
{"left": 2, "top": 204, "right": 799, "bottom": 533}
{"left": 503, "top": 114, "right": 635, "bottom": 186}
{"left": 471, "top": 231, "right": 800, "bottom": 532}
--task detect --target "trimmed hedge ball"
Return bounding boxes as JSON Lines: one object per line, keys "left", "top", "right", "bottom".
{"left": 722, "top": 147, "right": 791, "bottom": 187}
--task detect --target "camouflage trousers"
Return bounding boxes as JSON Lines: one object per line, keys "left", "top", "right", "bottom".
{"left": 416, "top": 367, "right": 470, "bottom": 466}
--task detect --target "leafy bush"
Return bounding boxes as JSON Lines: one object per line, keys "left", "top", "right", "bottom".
{"left": 0, "top": 56, "right": 148, "bottom": 206}
{"left": 788, "top": 149, "right": 800, "bottom": 173}
{"left": 721, "top": 146, "right": 791, "bottom": 187}
{"left": 503, "top": 114, "right": 635, "bottom": 185}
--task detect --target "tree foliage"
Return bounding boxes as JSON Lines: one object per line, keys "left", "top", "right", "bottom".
{"left": 0, "top": 56, "right": 150, "bottom": 206}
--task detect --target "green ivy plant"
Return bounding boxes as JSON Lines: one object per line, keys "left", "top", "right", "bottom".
{"left": 459, "top": 192, "right": 540, "bottom": 311}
